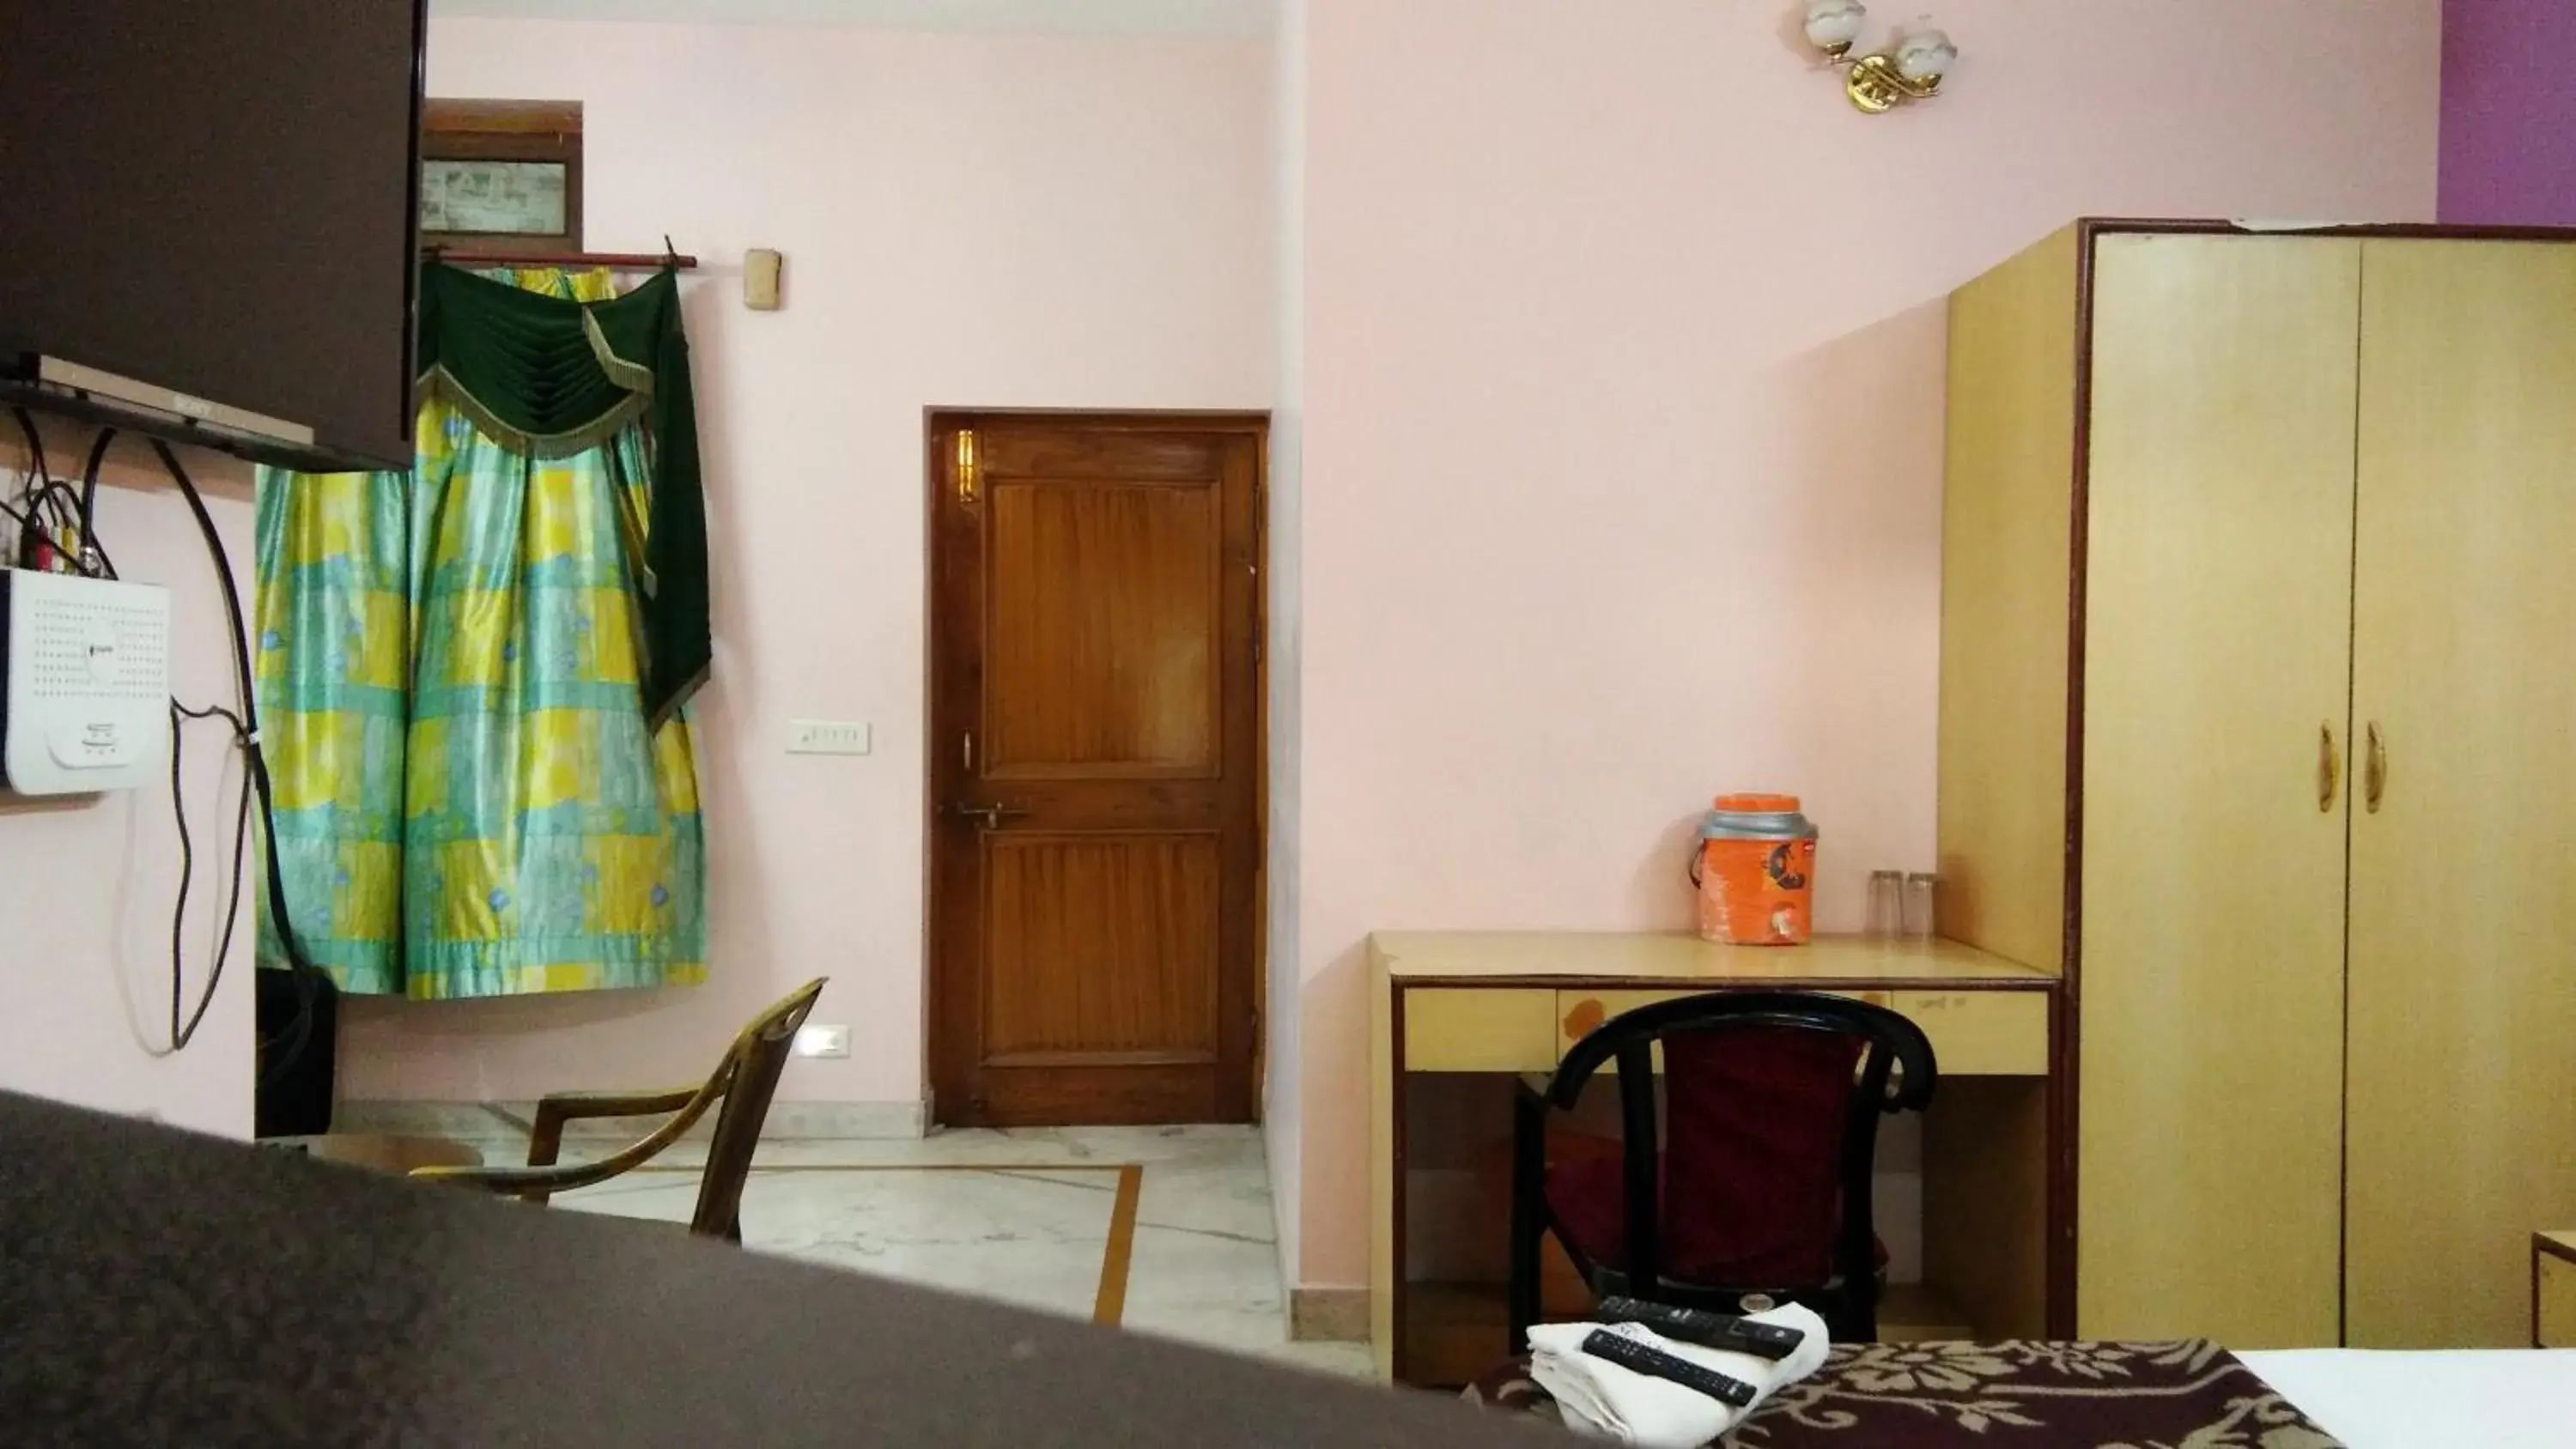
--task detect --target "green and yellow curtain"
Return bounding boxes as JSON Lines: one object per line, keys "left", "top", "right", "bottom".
{"left": 256, "top": 266, "right": 707, "bottom": 998}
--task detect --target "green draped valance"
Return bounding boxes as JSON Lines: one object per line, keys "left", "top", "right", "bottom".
{"left": 414, "top": 262, "right": 710, "bottom": 726}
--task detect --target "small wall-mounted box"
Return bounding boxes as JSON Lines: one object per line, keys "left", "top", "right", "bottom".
{"left": 0, "top": 569, "right": 172, "bottom": 794}
{"left": 745, "top": 249, "right": 784, "bottom": 311}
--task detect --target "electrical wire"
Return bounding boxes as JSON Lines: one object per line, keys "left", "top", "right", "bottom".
{"left": 3, "top": 412, "right": 117, "bottom": 578}
{"left": 10, "top": 419, "right": 219, "bottom": 1048}
{"left": 77, "top": 427, "right": 113, "bottom": 555}
{"left": 9, "top": 408, "right": 55, "bottom": 569}
{"left": 13, "top": 407, "right": 51, "bottom": 495}
{"left": 11, "top": 417, "right": 313, "bottom": 1064}
{"left": 12, "top": 481, "right": 117, "bottom": 578}
{"left": 149, "top": 438, "right": 327, "bottom": 1076}
{"left": 0, "top": 495, "right": 52, "bottom": 558}
{"left": 165, "top": 700, "right": 253, "bottom": 1052}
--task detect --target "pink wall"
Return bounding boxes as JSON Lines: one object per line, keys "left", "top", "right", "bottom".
{"left": 1284, "top": 0, "right": 2442, "bottom": 1288}
{"left": 0, "top": 423, "right": 256, "bottom": 1137}
{"left": 2439, "top": 0, "right": 2576, "bottom": 223}
{"left": 1264, "top": 0, "right": 1309, "bottom": 1278}
{"left": 341, "top": 20, "right": 1273, "bottom": 1107}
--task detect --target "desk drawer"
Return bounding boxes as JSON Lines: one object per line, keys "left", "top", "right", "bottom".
{"left": 1555, "top": 990, "right": 1894, "bottom": 1065}
{"left": 1402, "top": 988, "right": 1557, "bottom": 1071}
{"left": 1553, "top": 988, "right": 2048, "bottom": 1077}
{"left": 1893, "top": 991, "right": 2049, "bottom": 1076}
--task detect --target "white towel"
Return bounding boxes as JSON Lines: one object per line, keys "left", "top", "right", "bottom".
{"left": 1526, "top": 1303, "right": 1832, "bottom": 1448}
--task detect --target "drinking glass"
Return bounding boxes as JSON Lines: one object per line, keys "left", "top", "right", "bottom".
{"left": 1902, "top": 872, "right": 1939, "bottom": 940}
{"left": 1866, "top": 870, "right": 1905, "bottom": 937}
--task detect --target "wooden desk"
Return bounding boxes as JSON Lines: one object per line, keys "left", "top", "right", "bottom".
{"left": 1369, "top": 931, "right": 2068, "bottom": 1383}
{"left": 2537, "top": 1232, "right": 2576, "bottom": 1349}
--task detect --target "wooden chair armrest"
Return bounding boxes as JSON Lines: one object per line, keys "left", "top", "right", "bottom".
{"left": 531, "top": 1091, "right": 706, "bottom": 1158}
{"left": 526, "top": 1087, "right": 699, "bottom": 1179}
{"left": 532, "top": 1088, "right": 702, "bottom": 1121}
{"left": 410, "top": 1157, "right": 650, "bottom": 1200}
{"left": 410, "top": 1083, "right": 717, "bottom": 1205}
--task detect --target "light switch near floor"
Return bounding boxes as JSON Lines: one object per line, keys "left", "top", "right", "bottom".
{"left": 787, "top": 719, "right": 871, "bottom": 755}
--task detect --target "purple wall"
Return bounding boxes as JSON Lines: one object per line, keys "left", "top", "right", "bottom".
{"left": 2442, "top": 0, "right": 2576, "bottom": 224}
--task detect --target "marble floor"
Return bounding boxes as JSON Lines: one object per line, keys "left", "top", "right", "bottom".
{"left": 425, "top": 1115, "right": 1373, "bottom": 1379}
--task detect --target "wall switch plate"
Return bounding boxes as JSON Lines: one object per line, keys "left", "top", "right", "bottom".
{"left": 793, "top": 1023, "right": 851, "bottom": 1058}
{"left": 744, "top": 248, "right": 784, "bottom": 311}
{"left": 787, "top": 719, "right": 871, "bottom": 755}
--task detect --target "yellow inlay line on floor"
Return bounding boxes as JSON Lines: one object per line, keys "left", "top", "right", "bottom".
{"left": 1093, "top": 1164, "right": 1144, "bottom": 1327}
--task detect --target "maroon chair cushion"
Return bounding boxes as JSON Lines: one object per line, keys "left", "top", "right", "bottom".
{"left": 1542, "top": 1024, "right": 1866, "bottom": 1288}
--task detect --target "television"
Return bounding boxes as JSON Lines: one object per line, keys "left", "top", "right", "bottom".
{"left": 0, "top": 1, "right": 428, "bottom": 472}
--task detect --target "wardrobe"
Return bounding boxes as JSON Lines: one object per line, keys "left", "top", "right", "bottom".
{"left": 1936, "top": 221, "right": 2576, "bottom": 1349}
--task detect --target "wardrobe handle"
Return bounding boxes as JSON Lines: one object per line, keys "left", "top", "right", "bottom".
{"left": 2365, "top": 722, "right": 2386, "bottom": 814}
{"left": 2318, "top": 723, "right": 2341, "bottom": 813}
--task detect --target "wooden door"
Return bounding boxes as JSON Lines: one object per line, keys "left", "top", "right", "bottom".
{"left": 2076, "top": 235, "right": 2359, "bottom": 1345}
{"left": 2346, "top": 240, "right": 2576, "bottom": 1348}
{"left": 929, "top": 414, "right": 1263, "bottom": 1127}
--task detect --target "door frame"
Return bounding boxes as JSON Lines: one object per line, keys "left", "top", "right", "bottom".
{"left": 921, "top": 408, "right": 1270, "bottom": 1128}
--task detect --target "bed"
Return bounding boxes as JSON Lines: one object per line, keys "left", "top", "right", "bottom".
{"left": 1470, "top": 1341, "right": 2576, "bottom": 1446}
{"left": 2240, "top": 1349, "right": 2576, "bottom": 1449}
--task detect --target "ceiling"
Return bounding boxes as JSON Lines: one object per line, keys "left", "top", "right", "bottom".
{"left": 428, "top": 0, "right": 1276, "bottom": 36}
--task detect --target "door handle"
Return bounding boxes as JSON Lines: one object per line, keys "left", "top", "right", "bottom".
{"left": 2318, "top": 723, "right": 2341, "bottom": 813}
{"left": 948, "top": 801, "right": 1029, "bottom": 829}
{"left": 2365, "top": 721, "right": 2387, "bottom": 814}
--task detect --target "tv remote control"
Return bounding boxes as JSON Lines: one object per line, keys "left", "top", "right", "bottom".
{"left": 1580, "top": 1329, "right": 1759, "bottom": 1408}
{"left": 1595, "top": 1296, "right": 1806, "bottom": 1361}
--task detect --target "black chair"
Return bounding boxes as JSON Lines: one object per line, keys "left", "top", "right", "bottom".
{"left": 1507, "top": 990, "right": 1936, "bottom": 1349}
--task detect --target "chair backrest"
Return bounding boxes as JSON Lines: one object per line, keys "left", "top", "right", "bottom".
{"left": 1546, "top": 990, "right": 1935, "bottom": 1299}
{"left": 690, "top": 978, "right": 827, "bottom": 1237}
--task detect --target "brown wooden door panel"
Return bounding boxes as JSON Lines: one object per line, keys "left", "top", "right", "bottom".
{"left": 983, "top": 834, "right": 1223, "bottom": 1059}
{"left": 981, "top": 429, "right": 1220, "bottom": 481}
{"left": 985, "top": 479, "right": 1221, "bottom": 777}
{"left": 931, "top": 413, "right": 1262, "bottom": 1127}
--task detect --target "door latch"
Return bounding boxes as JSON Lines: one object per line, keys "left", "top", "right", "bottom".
{"left": 948, "top": 801, "right": 1028, "bottom": 829}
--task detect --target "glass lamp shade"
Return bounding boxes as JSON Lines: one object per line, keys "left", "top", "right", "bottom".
{"left": 1803, "top": 0, "right": 1869, "bottom": 50}
{"left": 1894, "top": 28, "right": 1958, "bottom": 81}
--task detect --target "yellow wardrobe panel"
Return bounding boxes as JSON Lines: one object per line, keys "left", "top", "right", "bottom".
{"left": 1939, "top": 223, "right": 2081, "bottom": 975}
{"left": 2346, "top": 239, "right": 2576, "bottom": 1349}
{"left": 2076, "top": 234, "right": 2357, "bottom": 1346}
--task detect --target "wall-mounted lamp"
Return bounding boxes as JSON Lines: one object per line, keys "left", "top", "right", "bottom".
{"left": 1801, "top": 1, "right": 1958, "bottom": 114}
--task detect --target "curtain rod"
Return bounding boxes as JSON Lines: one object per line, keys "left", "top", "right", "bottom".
{"left": 423, "top": 248, "right": 700, "bottom": 271}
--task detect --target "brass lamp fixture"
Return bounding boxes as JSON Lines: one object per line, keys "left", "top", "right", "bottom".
{"left": 1801, "top": 0, "right": 1959, "bottom": 114}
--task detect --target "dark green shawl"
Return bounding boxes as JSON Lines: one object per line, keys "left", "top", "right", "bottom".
{"left": 414, "top": 263, "right": 710, "bottom": 727}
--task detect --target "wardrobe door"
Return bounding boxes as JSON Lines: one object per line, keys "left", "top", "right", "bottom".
{"left": 2078, "top": 235, "right": 2359, "bottom": 1345}
{"left": 2347, "top": 239, "right": 2576, "bottom": 1348}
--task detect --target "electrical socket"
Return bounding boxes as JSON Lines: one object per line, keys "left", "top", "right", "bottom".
{"left": 787, "top": 719, "right": 871, "bottom": 756}
{"left": 793, "top": 1022, "right": 851, "bottom": 1058}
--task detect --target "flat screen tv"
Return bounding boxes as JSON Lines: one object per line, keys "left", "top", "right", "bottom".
{"left": 0, "top": 1, "right": 428, "bottom": 472}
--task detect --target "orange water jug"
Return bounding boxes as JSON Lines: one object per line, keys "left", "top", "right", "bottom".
{"left": 1691, "top": 793, "right": 1817, "bottom": 945}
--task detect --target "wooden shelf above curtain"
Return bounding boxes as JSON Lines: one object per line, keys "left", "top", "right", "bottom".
{"left": 424, "top": 248, "right": 700, "bottom": 271}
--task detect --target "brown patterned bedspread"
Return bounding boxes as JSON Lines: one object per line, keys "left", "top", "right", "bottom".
{"left": 1467, "top": 1340, "right": 2343, "bottom": 1448}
